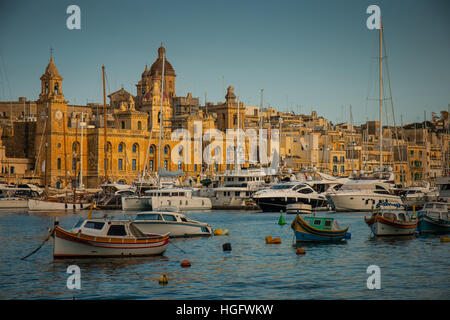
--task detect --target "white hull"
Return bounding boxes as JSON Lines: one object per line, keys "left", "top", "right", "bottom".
{"left": 0, "top": 198, "right": 28, "bottom": 208}
{"left": 328, "top": 193, "right": 403, "bottom": 212}
{"left": 369, "top": 221, "right": 416, "bottom": 236}
{"left": 28, "top": 199, "right": 87, "bottom": 211}
{"left": 152, "top": 196, "right": 212, "bottom": 211}
{"left": 121, "top": 196, "right": 152, "bottom": 211}
{"left": 53, "top": 234, "right": 167, "bottom": 257}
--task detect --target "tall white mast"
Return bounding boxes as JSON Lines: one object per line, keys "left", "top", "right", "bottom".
{"left": 158, "top": 49, "right": 165, "bottom": 174}
{"left": 379, "top": 18, "right": 383, "bottom": 170}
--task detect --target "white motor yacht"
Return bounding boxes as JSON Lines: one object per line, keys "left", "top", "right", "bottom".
{"left": 252, "top": 181, "right": 327, "bottom": 212}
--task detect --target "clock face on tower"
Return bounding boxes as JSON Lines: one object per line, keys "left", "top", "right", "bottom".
{"left": 55, "top": 110, "right": 63, "bottom": 121}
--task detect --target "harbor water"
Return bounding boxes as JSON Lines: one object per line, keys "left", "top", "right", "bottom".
{"left": 0, "top": 209, "right": 449, "bottom": 300}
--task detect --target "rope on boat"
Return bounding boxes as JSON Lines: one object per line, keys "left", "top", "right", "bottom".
{"left": 21, "top": 226, "right": 56, "bottom": 260}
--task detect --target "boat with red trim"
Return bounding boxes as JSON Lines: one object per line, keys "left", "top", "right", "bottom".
{"left": 364, "top": 203, "right": 417, "bottom": 236}
{"left": 52, "top": 217, "right": 169, "bottom": 258}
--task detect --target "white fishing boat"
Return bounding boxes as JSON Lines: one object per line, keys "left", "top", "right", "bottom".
{"left": 364, "top": 205, "right": 417, "bottom": 236}
{"left": 53, "top": 217, "right": 169, "bottom": 258}
{"left": 133, "top": 211, "right": 212, "bottom": 238}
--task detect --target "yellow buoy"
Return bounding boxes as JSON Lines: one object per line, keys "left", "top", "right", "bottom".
{"left": 296, "top": 247, "right": 306, "bottom": 254}
{"left": 440, "top": 237, "right": 450, "bottom": 242}
{"left": 158, "top": 274, "right": 168, "bottom": 285}
{"left": 214, "top": 228, "right": 223, "bottom": 236}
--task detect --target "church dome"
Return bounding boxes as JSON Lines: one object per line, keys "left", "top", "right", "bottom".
{"left": 149, "top": 46, "right": 175, "bottom": 77}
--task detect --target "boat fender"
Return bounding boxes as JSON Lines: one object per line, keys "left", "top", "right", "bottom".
{"left": 345, "top": 232, "right": 351, "bottom": 239}
{"left": 180, "top": 260, "right": 191, "bottom": 267}
{"left": 265, "top": 236, "right": 272, "bottom": 244}
{"left": 158, "top": 274, "right": 168, "bottom": 285}
{"left": 214, "top": 228, "right": 223, "bottom": 236}
{"left": 222, "top": 243, "right": 232, "bottom": 251}
{"left": 296, "top": 247, "right": 306, "bottom": 255}
{"left": 223, "top": 229, "right": 229, "bottom": 235}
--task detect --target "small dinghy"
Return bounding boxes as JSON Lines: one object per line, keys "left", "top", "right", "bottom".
{"left": 53, "top": 217, "right": 169, "bottom": 258}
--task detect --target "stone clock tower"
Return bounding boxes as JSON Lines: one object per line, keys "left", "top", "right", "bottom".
{"left": 35, "top": 54, "right": 69, "bottom": 189}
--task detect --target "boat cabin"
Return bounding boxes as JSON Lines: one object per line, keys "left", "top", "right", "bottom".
{"left": 302, "top": 217, "right": 339, "bottom": 231}
{"left": 377, "top": 210, "right": 412, "bottom": 222}
{"left": 71, "top": 218, "right": 147, "bottom": 238}
{"left": 135, "top": 211, "right": 191, "bottom": 223}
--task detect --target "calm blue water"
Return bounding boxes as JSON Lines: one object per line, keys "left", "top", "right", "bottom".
{"left": 0, "top": 209, "right": 449, "bottom": 300}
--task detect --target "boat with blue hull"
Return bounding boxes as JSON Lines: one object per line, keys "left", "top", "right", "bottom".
{"left": 417, "top": 202, "right": 450, "bottom": 234}
{"left": 291, "top": 214, "right": 350, "bottom": 243}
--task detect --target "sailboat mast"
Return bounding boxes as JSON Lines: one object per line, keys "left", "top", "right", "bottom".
{"left": 102, "top": 65, "right": 108, "bottom": 182}
{"left": 158, "top": 52, "right": 165, "bottom": 173}
{"left": 379, "top": 18, "right": 383, "bottom": 170}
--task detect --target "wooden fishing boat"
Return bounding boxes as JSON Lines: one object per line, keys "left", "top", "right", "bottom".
{"left": 364, "top": 204, "right": 417, "bottom": 236}
{"left": 417, "top": 202, "right": 450, "bottom": 234}
{"left": 52, "top": 218, "right": 169, "bottom": 258}
{"left": 291, "top": 214, "right": 350, "bottom": 242}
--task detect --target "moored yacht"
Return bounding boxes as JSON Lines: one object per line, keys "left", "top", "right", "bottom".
{"left": 252, "top": 181, "right": 327, "bottom": 212}
{"left": 146, "top": 187, "right": 212, "bottom": 211}
{"left": 200, "top": 168, "right": 269, "bottom": 209}
{"left": 327, "top": 179, "right": 403, "bottom": 212}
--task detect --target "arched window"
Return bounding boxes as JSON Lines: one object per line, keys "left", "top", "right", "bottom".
{"left": 164, "top": 145, "right": 169, "bottom": 155}
{"left": 132, "top": 143, "right": 138, "bottom": 153}
{"left": 72, "top": 142, "right": 80, "bottom": 153}
{"left": 118, "top": 142, "right": 124, "bottom": 153}
{"left": 149, "top": 146, "right": 154, "bottom": 155}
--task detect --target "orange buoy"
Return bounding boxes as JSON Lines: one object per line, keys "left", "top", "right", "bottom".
{"left": 296, "top": 247, "right": 306, "bottom": 254}
{"left": 180, "top": 260, "right": 191, "bottom": 267}
{"left": 270, "top": 237, "right": 281, "bottom": 244}
{"left": 265, "top": 236, "right": 273, "bottom": 244}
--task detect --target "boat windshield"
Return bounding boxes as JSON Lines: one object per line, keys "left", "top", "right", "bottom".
{"left": 135, "top": 213, "right": 162, "bottom": 221}
{"left": 271, "top": 184, "right": 294, "bottom": 190}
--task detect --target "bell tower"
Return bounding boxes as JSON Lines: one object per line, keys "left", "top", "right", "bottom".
{"left": 35, "top": 52, "right": 69, "bottom": 188}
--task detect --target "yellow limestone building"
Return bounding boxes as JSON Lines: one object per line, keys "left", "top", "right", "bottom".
{"left": 33, "top": 48, "right": 181, "bottom": 189}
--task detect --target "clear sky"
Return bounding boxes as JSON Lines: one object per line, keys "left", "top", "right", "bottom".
{"left": 0, "top": 0, "right": 449, "bottom": 125}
